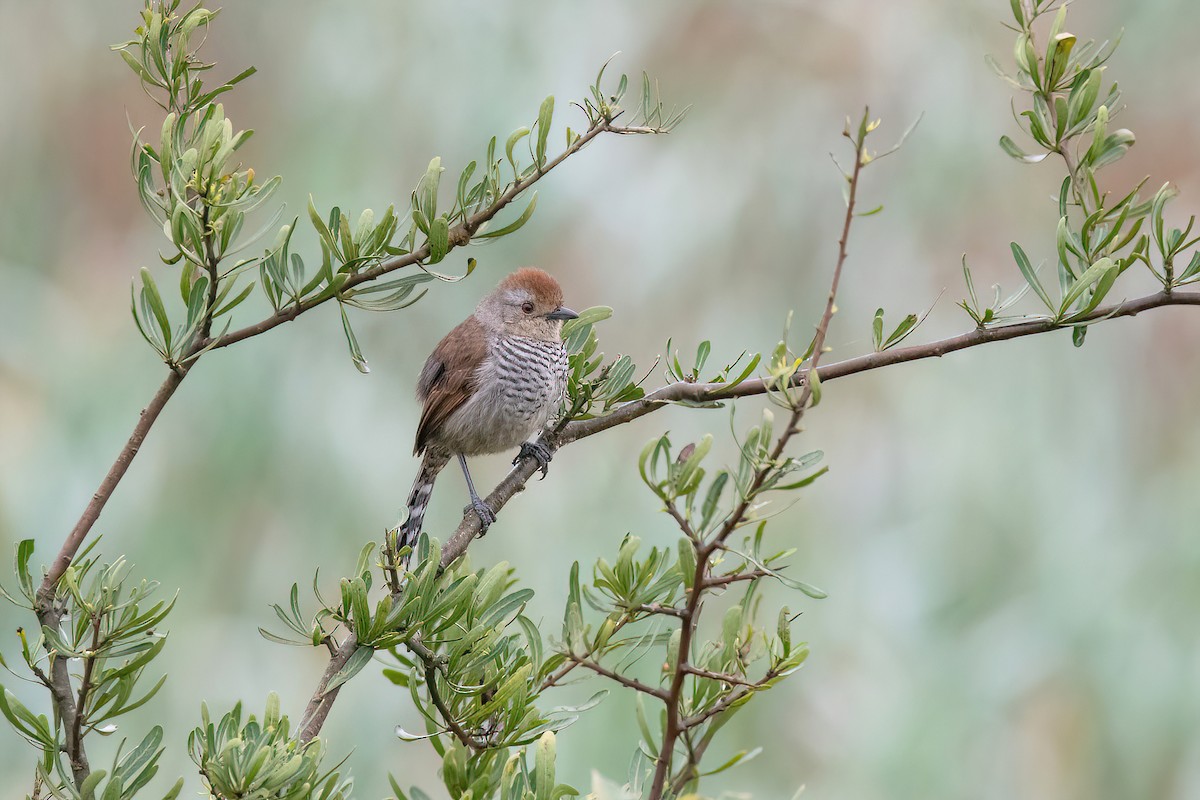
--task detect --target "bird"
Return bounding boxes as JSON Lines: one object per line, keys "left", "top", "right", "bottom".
{"left": 399, "top": 267, "right": 578, "bottom": 552}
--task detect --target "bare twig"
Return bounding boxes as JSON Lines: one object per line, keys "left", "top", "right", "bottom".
{"left": 632, "top": 603, "right": 686, "bottom": 619}
{"left": 681, "top": 664, "right": 760, "bottom": 689}
{"left": 702, "top": 570, "right": 770, "bottom": 590}
{"left": 562, "top": 653, "right": 670, "bottom": 701}
{"left": 36, "top": 370, "right": 188, "bottom": 606}
{"left": 538, "top": 660, "right": 580, "bottom": 693}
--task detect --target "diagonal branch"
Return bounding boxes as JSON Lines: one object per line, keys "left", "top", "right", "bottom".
{"left": 561, "top": 653, "right": 670, "bottom": 701}
{"left": 36, "top": 369, "right": 188, "bottom": 604}
{"left": 561, "top": 289, "right": 1200, "bottom": 444}
{"left": 208, "top": 118, "right": 654, "bottom": 352}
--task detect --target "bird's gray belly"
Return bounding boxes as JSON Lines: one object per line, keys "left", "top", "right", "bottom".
{"left": 440, "top": 337, "right": 566, "bottom": 456}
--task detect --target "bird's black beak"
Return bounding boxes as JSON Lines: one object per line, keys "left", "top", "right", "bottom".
{"left": 545, "top": 306, "right": 579, "bottom": 321}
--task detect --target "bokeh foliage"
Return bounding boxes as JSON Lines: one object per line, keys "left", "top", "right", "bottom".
{"left": 3, "top": 1, "right": 1200, "bottom": 799}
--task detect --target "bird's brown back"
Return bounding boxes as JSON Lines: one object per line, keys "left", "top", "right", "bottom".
{"left": 414, "top": 315, "right": 489, "bottom": 455}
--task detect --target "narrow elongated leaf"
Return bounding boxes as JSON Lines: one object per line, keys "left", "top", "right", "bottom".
{"left": 536, "top": 96, "right": 555, "bottom": 168}
{"left": 1010, "top": 242, "right": 1054, "bottom": 310}
{"left": 477, "top": 193, "right": 538, "bottom": 239}
{"left": 1059, "top": 257, "right": 1115, "bottom": 317}
{"left": 323, "top": 645, "right": 374, "bottom": 694}
{"left": 339, "top": 303, "right": 370, "bottom": 374}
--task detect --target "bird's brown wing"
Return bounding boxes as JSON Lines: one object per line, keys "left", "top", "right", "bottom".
{"left": 414, "top": 316, "right": 489, "bottom": 455}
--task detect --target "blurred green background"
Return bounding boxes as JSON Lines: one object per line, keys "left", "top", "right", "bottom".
{"left": 3, "top": 1, "right": 1200, "bottom": 797}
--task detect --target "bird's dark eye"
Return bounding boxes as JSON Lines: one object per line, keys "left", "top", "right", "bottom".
{"left": 521, "top": 301, "right": 535, "bottom": 314}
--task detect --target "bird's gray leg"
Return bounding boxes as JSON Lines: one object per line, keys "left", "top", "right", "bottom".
{"left": 458, "top": 453, "right": 496, "bottom": 531}
{"left": 513, "top": 439, "right": 553, "bottom": 479}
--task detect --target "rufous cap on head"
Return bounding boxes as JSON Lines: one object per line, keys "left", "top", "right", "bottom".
{"left": 498, "top": 267, "right": 564, "bottom": 306}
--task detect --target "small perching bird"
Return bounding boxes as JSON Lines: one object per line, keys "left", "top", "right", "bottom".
{"left": 400, "top": 267, "right": 578, "bottom": 550}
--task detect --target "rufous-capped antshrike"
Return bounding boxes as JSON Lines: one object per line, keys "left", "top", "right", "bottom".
{"left": 399, "top": 267, "right": 578, "bottom": 549}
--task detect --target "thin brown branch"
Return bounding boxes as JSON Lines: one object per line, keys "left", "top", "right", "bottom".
{"left": 669, "top": 729, "right": 706, "bottom": 797}
{"left": 560, "top": 289, "right": 1200, "bottom": 445}
{"left": 286, "top": 120, "right": 1200, "bottom": 750}
{"left": 69, "top": 615, "right": 103, "bottom": 769}
{"left": 538, "top": 660, "right": 580, "bottom": 693}
{"left": 422, "top": 660, "right": 485, "bottom": 751}
{"left": 664, "top": 501, "right": 699, "bottom": 544}
{"left": 681, "top": 664, "right": 760, "bottom": 689}
{"left": 539, "top": 607, "right": 676, "bottom": 692}
{"left": 561, "top": 653, "right": 670, "bottom": 701}
{"left": 632, "top": 603, "right": 686, "bottom": 619}
{"left": 32, "top": 368, "right": 189, "bottom": 787}
{"left": 49, "top": 107, "right": 633, "bottom": 663}
{"left": 36, "top": 369, "right": 188, "bottom": 605}
{"left": 40, "top": 647, "right": 87, "bottom": 784}
{"left": 703, "top": 569, "right": 769, "bottom": 590}
{"left": 199, "top": 203, "right": 221, "bottom": 342}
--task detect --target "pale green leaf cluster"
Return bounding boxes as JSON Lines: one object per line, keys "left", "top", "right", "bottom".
{"left": 560, "top": 308, "right": 646, "bottom": 420}
{"left": 972, "top": 0, "right": 1200, "bottom": 345}
{"left": 187, "top": 694, "right": 351, "bottom": 800}
{"left": 0, "top": 541, "right": 178, "bottom": 799}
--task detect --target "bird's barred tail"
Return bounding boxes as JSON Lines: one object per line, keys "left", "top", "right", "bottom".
{"left": 399, "top": 450, "right": 450, "bottom": 552}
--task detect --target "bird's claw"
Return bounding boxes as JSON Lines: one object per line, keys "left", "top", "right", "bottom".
{"left": 465, "top": 497, "right": 496, "bottom": 533}
{"left": 515, "top": 441, "right": 553, "bottom": 479}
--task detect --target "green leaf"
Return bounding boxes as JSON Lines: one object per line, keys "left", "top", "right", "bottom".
{"left": 701, "top": 746, "right": 763, "bottom": 777}
{"left": 1059, "top": 257, "right": 1115, "bottom": 317}
{"left": 561, "top": 305, "right": 612, "bottom": 347}
{"left": 0, "top": 687, "right": 54, "bottom": 746}
{"left": 633, "top": 693, "right": 659, "bottom": 758}
{"left": 882, "top": 313, "right": 919, "bottom": 350}
{"left": 536, "top": 96, "right": 555, "bottom": 168}
{"left": 480, "top": 588, "right": 535, "bottom": 629}
{"left": 807, "top": 367, "right": 822, "bottom": 407}
{"left": 505, "top": 126, "right": 531, "bottom": 176}
{"left": 1010, "top": 242, "right": 1054, "bottom": 311}
{"left": 140, "top": 267, "right": 172, "bottom": 345}
{"left": 324, "top": 645, "right": 374, "bottom": 694}
{"left": 15, "top": 539, "right": 34, "bottom": 602}
{"left": 80, "top": 769, "right": 107, "bottom": 800}
{"left": 1068, "top": 67, "right": 1103, "bottom": 128}
{"left": 428, "top": 215, "right": 450, "bottom": 263}
{"left": 999, "top": 135, "right": 1048, "bottom": 164}
{"left": 476, "top": 192, "right": 538, "bottom": 239}
{"left": 535, "top": 732, "right": 556, "bottom": 800}
{"left": 339, "top": 303, "right": 370, "bottom": 374}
